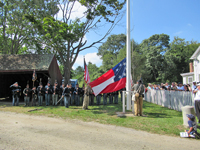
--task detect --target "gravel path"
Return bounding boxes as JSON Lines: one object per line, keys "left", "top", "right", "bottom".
{"left": 0, "top": 111, "right": 199, "bottom": 150}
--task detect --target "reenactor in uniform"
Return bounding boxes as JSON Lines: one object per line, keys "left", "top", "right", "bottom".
{"left": 23, "top": 83, "right": 31, "bottom": 106}
{"left": 82, "top": 83, "right": 93, "bottom": 110}
{"left": 89, "top": 89, "right": 95, "bottom": 105}
{"left": 52, "top": 81, "right": 59, "bottom": 106}
{"left": 74, "top": 83, "right": 81, "bottom": 106}
{"left": 132, "top": 79, "right": 144, "bottom": 116}
{"left": 68, "top": 84, "right": 73, "bottom": 105}
{"left": 114, "top": 90, "right": 119, "bottom": 104}
{"left": 80, "top": 84, "right": 85, "bottom": 104}
{"left": 62, "top": 84, "right": 71, "bottom": 108}
{"left": 10, "top": 82, "right": 21, "bottom": 106}
{"left": 59, "top": 82, "right": 65, "bottom": 106}
{"left": 103, "top": 93, "right": 107, "bottom": 105}
{"left": 45, "top": 82, "right": 52, "bottom": 106}
{"left": 31, "top": 86, "right": 37, "bottom": 106}
{"left": 96, "top": 93, "right": 102, "bottom": 105}
{"left": 109, "top": 92, "right": 113, "bottom": 104}
{"left": 37, "top": 82, "right": 45, "bottom": 106}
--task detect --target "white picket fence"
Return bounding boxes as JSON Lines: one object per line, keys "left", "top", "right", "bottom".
{"left": 144, "top": 90, "right": 195, "bottom": 111}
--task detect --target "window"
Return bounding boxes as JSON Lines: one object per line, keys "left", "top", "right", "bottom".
{"left": 188, "top": 76, "right": 193, "bottom": 84}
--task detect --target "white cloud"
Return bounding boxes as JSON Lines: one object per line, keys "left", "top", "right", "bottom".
{"left": 56, "top": 2, "right": 87, "bottom": 20}
{"left": 187, "top": 23, "right": 192, "bottom": 27}
{"left": 72, "top": 52, "right": 102, "bottom": 70}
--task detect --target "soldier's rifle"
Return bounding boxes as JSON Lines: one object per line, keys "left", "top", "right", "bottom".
{"left": 56, "top": 93, "right": 71, "bottom": 105}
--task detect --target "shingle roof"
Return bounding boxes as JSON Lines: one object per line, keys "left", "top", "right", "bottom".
{"left": 0, "top": 54, "right": 54, "bottom": 71}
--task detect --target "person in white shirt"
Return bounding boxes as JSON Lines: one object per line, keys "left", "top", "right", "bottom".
{"left": 193, "top": 83, "right": 200, "bottom": 124}
{"left": 192, "top": 81, "right": 197, "bottom": 92}
{"left": 177, "top": 82, "right": 185, "bottom": 91}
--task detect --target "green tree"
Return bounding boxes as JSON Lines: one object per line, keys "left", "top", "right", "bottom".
{"left": 164, "top": 37, "right": 200, "bottom": 82}
{"left": 140, "top": 34, "right": 170, "bottom": 83}
{"left": 98, "top": 33, "right": 126, "bottom": 71}
{"left": 0, "top": 0, "right": 58, "bottom": 54}
{"left": 117, "top": 39, "right": 146, "bottom": 83}
{"left": 26, "top": 0, "right": 126, "bottom": 84}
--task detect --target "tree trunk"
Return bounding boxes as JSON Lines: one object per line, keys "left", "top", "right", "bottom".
{"left": 63, "top": 62, "right": 71, "bottom": 85}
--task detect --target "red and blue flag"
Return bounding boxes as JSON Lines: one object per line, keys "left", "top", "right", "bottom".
{"left": 89, "top": 58, "right": 126, "bottom": 96}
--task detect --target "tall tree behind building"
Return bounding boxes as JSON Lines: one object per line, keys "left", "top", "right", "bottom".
{"left": 0, "top": 0, "right": 58, "bottom": 54}
{"left": 25, "top": 0, "right": 126, "bottom": 84}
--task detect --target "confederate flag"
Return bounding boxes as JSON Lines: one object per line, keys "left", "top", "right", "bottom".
{"left": 89, "top": 58, "right": 126, "bottom": 96}
{"left": 84, "top": 58, "right": 90, "bottom": 83}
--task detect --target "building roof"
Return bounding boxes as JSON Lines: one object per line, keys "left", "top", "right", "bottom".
{"left": 180, "top": 72, "right": 194, "bottom": 77}
{"left": 0, "top": 54, "right": 54, "bottom": 72}
{"left": 190, "top": 46, "right": 200, "bottom": 60}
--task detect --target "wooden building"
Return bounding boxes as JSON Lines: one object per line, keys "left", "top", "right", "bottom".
{"left": 0, "top": 54, "right": 62, "bottom": 98}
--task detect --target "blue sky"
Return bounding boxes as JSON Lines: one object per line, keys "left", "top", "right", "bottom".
{"left": 72, "top": 0, "right": 200, "bottom": 69}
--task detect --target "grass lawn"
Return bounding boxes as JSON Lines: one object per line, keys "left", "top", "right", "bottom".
{"left": 0, "top": 99, "right": 199, "bottom": 137}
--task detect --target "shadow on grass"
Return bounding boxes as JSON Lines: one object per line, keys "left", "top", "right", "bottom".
{"left": 144, "top": 112, "right": 169, "bottom": 118}
{"left": 91, "top": 111, "right": 104, "bottom": 115}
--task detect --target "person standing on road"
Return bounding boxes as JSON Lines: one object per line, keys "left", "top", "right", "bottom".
{"left": 62, "top": 84, "right": 71, "bottom": 108}
{"left": 114, "top": 90, "right": 119, "bottom": 104}
{"left": 74, "top": 83, "right": 81, "bottom": 106}
{"left": 132, "top": 79, "right": 144, "bottom": 116}
{"left": 59, "top": 81, "right": 65, "bottom": 106}
{"left": 103, "top": 93, "right": 107, "bottom": 105}
{"left": 37, "top": 82, "right": 45, "bottom": 106}
{"left": 10, "top": 82, "right": 21, "bottom": 106}
{"left": 96, "top": 93, "right": 102, "bottom": 105}
{"left": 23, "top": 83, "right": 31, "bottom": 106}
{"left": 83, "top": 83, "right": 93, "bottom": 110}
{"left": 52, "top": 81, "right": 59, "bottom": 106}
{"left": 45, "top": 82, "right": 52, "bottom": 106}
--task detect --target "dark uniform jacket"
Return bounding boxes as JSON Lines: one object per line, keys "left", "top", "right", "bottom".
{"left": 60, "top": 85, "right": 65, "bottom": 95}
{"left": 52, "top": 86, "right": 59, "bottom": 95}
{"left": 74, "top": 87, "right": 82, "bottom": 95}
{"left": 37, "top": 86, "right": 45, "bottom": 96}
{"left": 45, "top": 85, "right": 53, "bottom": 94}
{"left": 10, "top": 85, "right": 21, "bottom": 96}
{"left": 23, "top": 88, "right": 32, "bottom": 97}
{"left": 62, "top": 87, "right": 71, "bottom": 97}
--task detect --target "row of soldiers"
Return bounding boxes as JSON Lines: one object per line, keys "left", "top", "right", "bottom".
{"left": 10, "top": 81, "right": 123, "bottom": 107}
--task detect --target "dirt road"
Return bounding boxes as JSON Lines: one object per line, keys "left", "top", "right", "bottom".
{"left": 0, "top": 111, "right": 199, "bottom": 150}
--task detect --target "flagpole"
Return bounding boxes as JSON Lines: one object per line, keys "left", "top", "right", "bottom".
{"left": 126, "top": 0, "right": 131, "bottom": 110}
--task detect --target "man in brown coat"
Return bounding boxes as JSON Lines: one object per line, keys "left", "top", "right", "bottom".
{"left": 132, "top": 79, "right": 144, "bottom": 116}
{"left": 82, "top": 83, "right": 93, "bottom": 110}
